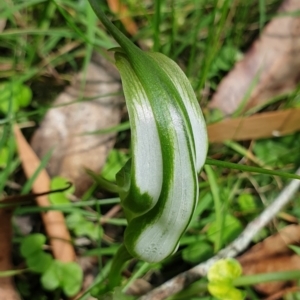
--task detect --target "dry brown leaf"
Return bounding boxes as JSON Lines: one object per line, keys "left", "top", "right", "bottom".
{"left": 210, "top": 0, "right": 300, "bottom": 116}
{"left": 31, "top": 53, "right": 123, "bottom": 196}
{"left": 238, "top": 225, "right": 300, "bottom": 296}
{"left": 207, "top": 107, "right": 300, "bottom": 142}
{"left": 238, "top": 225, "right": 300, "bottom": 263}
{"left": 14, "top": 126, "right": 76, "bottom": 263}
{"left": 0, "top": 206, "right": 21, "bottom": 300}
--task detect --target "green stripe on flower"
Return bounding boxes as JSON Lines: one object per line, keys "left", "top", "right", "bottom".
{"left": 148, "top": 53, "right": 208, "bottom": 172}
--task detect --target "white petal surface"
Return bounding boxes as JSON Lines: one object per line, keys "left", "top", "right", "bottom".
{"left": 116, "top": 55, "right": 163, "bottom": 207}
{"left": 131, "top": 105, "right": 198, "bottom": 263}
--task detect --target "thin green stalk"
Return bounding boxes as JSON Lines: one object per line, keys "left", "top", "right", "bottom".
{"left": 1, "top": 28, "right": 74, "bottom": 37}
{"left": 1, "top": 0, "right": 46, "bottom": 20}
{"left": 3, "top": 197, "right": 120, "bottom": 210}
{"left": 259, "top": 0, "right": 266, "bottom": 34}
{"left": 234, "top": 270, "right": 300, "bottom": 287}
{"left": 205, "top": 158, "right": 300, "bottom": 180}
{"left": 0, "top": 269, "right": 28, "bottom": 277}
{"left": 246, "top": 84, "right": 300, "bottom": 115}
{"left": 244, "top": 286, "right": 260, "bottom": 300}
{"left": 232, "top": 69, "right": 262, "bottom": 117}
{"left": 88, "top": 0, "right": 143, "bottom": 58}
{"left": 84, "top": 246, "right": 119, "bottom": 257}
{"left": 108, "top": 244, "right": 132, "bottom": 290}
{"left": 52, "top": 0, "right": 103, "bottom": 48}
{"left": 0, "top": 123, "right": 10, "bottom": 151}
{"left": 122, "top": 262, "right": 150, "bottom": 292}
{"left": 0, "top": 159, "right": 20, "bottom": 194}
{"left": 78, "top": 260, "right": 112, "bottom": 299}
{"left": 223, "top": 140, "right": 265, "bottom": 167}
{"left": 168, "top": 0, "right": 176, "bottom": 58}
{"left": 195, "top": 0, "right": 230, "bottom": 91}
{"left": 153, "top": 0, "right": 162, "bottom": 51}
{"left": 0, "top": 99, "right": 15, "bottom": 192}
{"left": 79, "top": 3, "right": 98, "bottom": 100}
{"left": 187, "top": 0, "right": 203, "bottom": 77}
{"left": 15, "top": 205, "right": 127, "bottom": 224}
{"left": 81, "top": 182, "right": 98, "bottom": 201}
{"left": 93, "top": 198, "right": 104, "bottom": 291}
{"left": 204, "top": 165, "right": 223, "bottom": 252}
{"left": 27, "top": 0, "right": 57, "bottom": 65}
{"left": 232, "top": 1, "right": 249, "bottom": 47}
{"left": 38, "top": 1, "right": 56, "bottom": 30}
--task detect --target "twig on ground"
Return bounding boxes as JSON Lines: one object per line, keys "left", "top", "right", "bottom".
{"left": 139, "top": 168, "right": 300, "bottom": 300}
{"left": 100, "top": 204, "right": 121, "bottom": 225}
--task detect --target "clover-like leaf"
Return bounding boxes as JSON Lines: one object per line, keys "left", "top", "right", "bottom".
{"left": 26, "top": 252, "right": 53, "bottom": 273}
{"left": 41, "top": 260, "right": 83, "bottom": 297}
{"left": 208, "top": 282, "right": 245, "bottom": 300}
{"left": 0, "top": 82, "right": 32, "bottom": 114}
{"left": 66, "top": 212, "right": 102, "bottom": 241}
{"left": 20, "top": 234, "right": 46, "bottom": 258}
{"left": 41, "top": 260, "right": 61, "bottom": 291}
{"left": 49, "top": 176, "right": 74, "bottom": 205}
{"left": 60, "top": 262, "right": 83, "bottom": 296}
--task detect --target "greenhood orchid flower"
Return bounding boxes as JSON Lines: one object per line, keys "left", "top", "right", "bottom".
{"left": 89, "top": 0, "right": 208, "bottom": 264}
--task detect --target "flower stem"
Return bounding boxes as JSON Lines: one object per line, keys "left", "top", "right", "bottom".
{"left": 107, "top": 244, "right": 132, "bottom": 290}
{"left": 88, "top": 0, "right": 141, "bottom": 56}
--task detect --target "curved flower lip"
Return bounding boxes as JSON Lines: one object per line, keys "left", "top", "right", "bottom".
{"left": 116, "top": 51, "right": 208, "bottom": 263}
